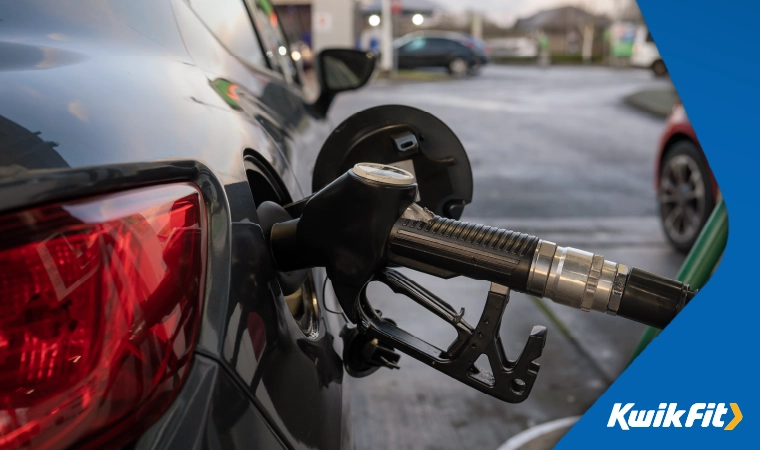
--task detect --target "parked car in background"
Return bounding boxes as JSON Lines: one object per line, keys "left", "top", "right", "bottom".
{"left": 460, "top": 34, "right": 492, "bottom": 59}
{"left": 631, "top": 25, "right": 668, "bottom": 76}
{"left": 394, "top": 31, "right": 489, "bottom": 77}
{"left": 656, "top": 102, "right": 718, "bottom": 252}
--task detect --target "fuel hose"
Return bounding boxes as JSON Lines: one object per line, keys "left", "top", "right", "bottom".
{"left": 386, "top": 204, "right": 695, "bottom": 329}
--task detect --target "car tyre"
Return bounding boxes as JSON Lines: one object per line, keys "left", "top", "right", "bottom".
{"left": 652, "top": 59, "right": 668, "bottom": 76}
{"left": 658, "top": 140, "right": 715, "bottom": 253}
{"left": 448, "top": 57, "right": 468, "bottom": 78}
{"left": 468, "top": 63, "right": 482, "bottom": 76}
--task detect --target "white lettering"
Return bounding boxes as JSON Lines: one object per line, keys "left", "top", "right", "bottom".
{"left": 653, "top": 403, "right": 667, "bottom": 427}
{"left": 685, "top": 403, "right": 706, "bottom": 427}
{"left": 628, "top": 410, "right": 655, "bottom": 428}
{"left": 610, "top": 402, "right": 731, "bottom": 429}
{"left": 702, "top": 403, "right": 715, "bottom": 427}
{"left": 662, "top": 403, "right": 685, "bottom": 427}
{"left": 712, "top": 403, "right": 729, "bottom": 427}
{"left": 608, "top": 403, "right": 635, "bottom": 430}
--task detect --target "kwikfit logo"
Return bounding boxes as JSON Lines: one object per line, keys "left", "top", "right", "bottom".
{"left": 607, "top": 403, "right": 742, "bottom": 430}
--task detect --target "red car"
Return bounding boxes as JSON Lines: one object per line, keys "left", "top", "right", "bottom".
{"left": 656, "top": 102, "right": 719, "bottom": 252}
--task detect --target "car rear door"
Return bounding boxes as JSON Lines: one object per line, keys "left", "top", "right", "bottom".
{"left": 425, "top": 38, "right": 454, "bottom": 67}
{"left": 183, "top": 1, "right": 344, "bottom": 449}
{"left": 397, "top": 37, "right": 428, "bottom": 69}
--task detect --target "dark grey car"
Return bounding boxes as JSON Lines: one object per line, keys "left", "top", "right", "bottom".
{"left": 395, "top": 32, "right": 489, "bottom": 77}
{"left": 0, "top": 0, "right": 375, "bottom": 448}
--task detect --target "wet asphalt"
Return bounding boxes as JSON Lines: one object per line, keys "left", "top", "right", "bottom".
{"left": 328, "top": 65, "right": 682, "bottom": 450}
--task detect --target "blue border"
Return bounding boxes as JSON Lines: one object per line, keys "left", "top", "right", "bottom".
{"left": 559, "top": 1, "right": 758, "bottom": 447}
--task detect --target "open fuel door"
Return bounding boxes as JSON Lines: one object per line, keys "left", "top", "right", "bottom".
{"left": 313, "top": 105, "right": 473, "bottom": 219}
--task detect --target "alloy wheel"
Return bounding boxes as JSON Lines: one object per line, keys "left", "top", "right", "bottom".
{"left": 449, "top": 58, "right": 468, "bottom": 78}
{"left": 659, "top": 153, "right": 706, "bottom": 245}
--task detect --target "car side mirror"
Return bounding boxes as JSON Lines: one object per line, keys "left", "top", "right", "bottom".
{"left": 311, "top": 49, "right": 376, "bottom": 117}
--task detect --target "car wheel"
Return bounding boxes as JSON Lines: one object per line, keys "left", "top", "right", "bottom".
{"left": 658, "top": 140, "right": 715, "bottom": 253}
{"left": 468, "top": 63, "right": 482, "bottom": 76}
{"left": 448, "top": 57, "right": 468, "bottom": 78}
{"left": 652, "top": 59, "right": 668, "bottom": 76}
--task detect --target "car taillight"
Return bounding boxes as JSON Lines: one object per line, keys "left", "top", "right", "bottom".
{"left": 0, "top": 183, "right": 205, "bottom": 450}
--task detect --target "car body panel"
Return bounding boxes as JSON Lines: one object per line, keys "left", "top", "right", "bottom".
{"left": 656, "top": 102, "right": 717, "bottom": 195}
{"left": 132, "top": 354, "right": 287, "bottom": 450}
{"left": 0, "top": 1, "right": 346, "bottom": 449}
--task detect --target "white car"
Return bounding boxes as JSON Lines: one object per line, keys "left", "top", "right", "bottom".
{"left": 630, "top": 25, "right": 667, "bottom": 76}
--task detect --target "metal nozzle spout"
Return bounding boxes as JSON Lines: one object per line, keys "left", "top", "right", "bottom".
{"left": 526, "top": 241, "right": 628, "bottom": 316}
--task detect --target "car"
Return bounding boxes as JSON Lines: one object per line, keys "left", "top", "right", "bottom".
{"left": 631, "top": 25, "right": 668, "bottom": 76}
{"left": 458, "top": 34, "right": 492, "bottom": 60}
{"left": 656, "top": 101, "right": 718, "bottom": 253}
{"left": 394, "top": 31, "right": 489, "bottom": 77}
{"left": 0, "top": 0, "right": 379, "bottom": 448}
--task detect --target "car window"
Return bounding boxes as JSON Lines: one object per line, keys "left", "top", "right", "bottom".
{"left": 449, "top": 40, "right": 470, "bottom": 53}
{"left": 244, "top": 0, "right": 296, "bottom": 82}
{"left": 427, "top": 38, "right": 453, "bottom": 52}
{"left": 403, "top": 38, "right": 426, "bottom": 52}
{"left": 447, "top": 40, "right": 466, "bottom": 51}
{"left": 189, "top": 0, "right": 266, "bottom": 68}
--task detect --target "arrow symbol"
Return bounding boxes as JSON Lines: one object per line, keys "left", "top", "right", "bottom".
{"left": 725, "top": 403, "right": 742, "bottom": 430}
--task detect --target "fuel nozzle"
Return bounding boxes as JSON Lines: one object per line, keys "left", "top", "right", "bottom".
{"left": 268, "top": 163, "right": 418, "bottom": 321}
{"left": 264, "top": 163, "right": 694, "bottom": 404}
{"left": 388, "top": 204, "right": 695, "bottom": 329}
{"left": 268, "top": 162, "right": 694, "bottom": 329}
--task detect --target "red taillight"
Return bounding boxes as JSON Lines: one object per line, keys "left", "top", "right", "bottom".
{"left": 0, "top": 183, "right": 205, "bottom": 450}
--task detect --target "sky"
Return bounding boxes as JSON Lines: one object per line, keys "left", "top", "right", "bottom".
{"left": 429, "top": 0, "right": 634, "bottom": 26}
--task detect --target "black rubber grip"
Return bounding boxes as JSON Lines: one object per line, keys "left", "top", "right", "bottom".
{"left": 617, "top": 267, "right": 693, "bottom": 329}
{"left": 387, "top": 215, "right": 540, "bottom": 292}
